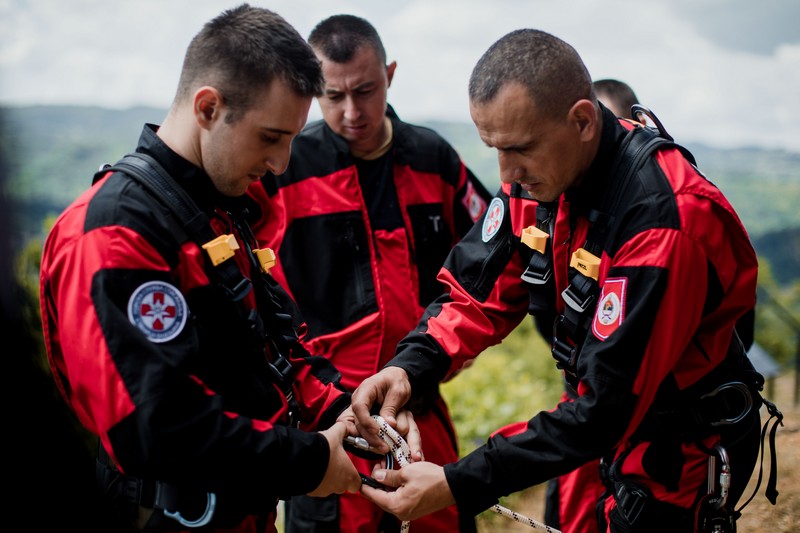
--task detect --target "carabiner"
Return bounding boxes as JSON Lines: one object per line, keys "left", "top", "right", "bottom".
{"left": 701, "top": 381, "right": 753, "bottom": 427}
{"left": 709, "top": 445, "right": 731, "bottom": 509}
{"left": 164, "top": 492, "right": 216, "bottom": 528}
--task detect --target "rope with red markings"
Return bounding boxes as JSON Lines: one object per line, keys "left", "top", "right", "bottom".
{"left": 372, "top": 415, "right": 562, "bottom": 532}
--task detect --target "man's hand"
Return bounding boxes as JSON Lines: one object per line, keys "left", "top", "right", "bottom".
{"left": 351, "top": 367, "right": 413, "bottom": 451}
{"left": 359, "top": 461, "right": 455, "bottom": 521}
{"left": 308, "top": 422, "right": 361, "bottom": 497}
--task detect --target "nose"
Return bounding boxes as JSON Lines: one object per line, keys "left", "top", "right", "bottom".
{"left": 497, "top": 151, "right": 523, "bottom": 184}
{"left": 343, "top": 96, "right": 360, "bottom": 122}
{"left": 266, "top": 141, "right": 292, "bottom": 175}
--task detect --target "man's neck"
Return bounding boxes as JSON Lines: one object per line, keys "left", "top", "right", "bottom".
{"left": 352, "top": 117, "right": 393, "bottom": 160}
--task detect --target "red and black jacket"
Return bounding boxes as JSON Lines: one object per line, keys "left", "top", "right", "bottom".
{"left": 39, "top": 124, "right": 350, "bottom": 527}
{"left": 248, "top": 107, "right": 490, "bottom": 391}
{"left": 386, "top": 107, "right": 760, "bottom": 515}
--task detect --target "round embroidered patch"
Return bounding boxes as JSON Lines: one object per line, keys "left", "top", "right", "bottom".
{"left": 127, "top": 281, "right": 188, "bottom": 343}
{"left": 481, "top": 197, "right": 504, "bottom": 243}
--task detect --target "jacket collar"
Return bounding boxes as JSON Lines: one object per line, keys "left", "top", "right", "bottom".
{"left": 136, "top": 123, "right": 249, "bottom": 216}
{"left": 564, "top": 104, "right": 630, "bottom": 215}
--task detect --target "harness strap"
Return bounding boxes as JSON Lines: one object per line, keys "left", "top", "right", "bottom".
{"left": 99, "top": 153, "right": 252, "bottom": 302}
{"left": 550, "top": 119, "right": 685, "bottom": 379}
{"left": 520, "top": 200, "right": 556, "bottom": 287}
{"left": 97, "top": 152, "right": 301, "bottom": 438}
{"left": 736, "top": 398, "right": 783, "bottom": 511}
{"left": 633, "top": 331, "right": 766, "bottom": 442}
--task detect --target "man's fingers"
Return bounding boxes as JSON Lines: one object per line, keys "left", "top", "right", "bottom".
{"left": 396, "top": 411, "right": 423, "bottom": 461}
{"left": 351, "top": 386, "right": 377, "bottom": 425}
{"left": 360, "top": 468, "right": 407, "bottom": 517}
{"left": 372, "top": 468, "right": 401, "bottom": 488}
{"left": 328, "top": 421, "right": 348, "bottom": 440}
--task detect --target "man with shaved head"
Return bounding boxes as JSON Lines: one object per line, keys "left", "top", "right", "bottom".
{"left": 352, "top": 29, "right": 775, "bottom": 533}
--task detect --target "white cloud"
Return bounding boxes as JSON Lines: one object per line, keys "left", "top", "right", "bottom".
{"left": 1, "top": 0, "right": 798, "bottom": 153}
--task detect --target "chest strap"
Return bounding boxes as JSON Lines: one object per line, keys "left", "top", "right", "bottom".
{"left": 549, "top": 113, "right": 686, "bottom": 379}
{"left": 520, "top": 200, "right": 556, "bottom": 286}
{"left": 97, "top": 153, "right": 297, "bottom": 416}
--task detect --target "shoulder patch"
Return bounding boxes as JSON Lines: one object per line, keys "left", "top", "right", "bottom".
{"left": 592, "top": 277, "right": 627, "bottom": 340}
{"left": 462, "top": 181, "right": 488, "bottom": 222}
{"left": 481, "top": 197, "right": 504, "bottom": 243}
{"left": 128, "top": 281, "right": 188, "bottom": 343}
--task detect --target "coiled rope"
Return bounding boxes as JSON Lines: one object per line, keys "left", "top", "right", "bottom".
{"left": 372, "top": 415, "right": 562, "bottom": 533}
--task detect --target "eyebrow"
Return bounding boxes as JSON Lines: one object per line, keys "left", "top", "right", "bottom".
{"left": 324, "top": 81, "right": 377, "bottom": 95}
{"left": 262, "top": 126, "right": 293, "bottom": 135}
{"left": 499, "top": 144, "right": 527, "bottom": 151}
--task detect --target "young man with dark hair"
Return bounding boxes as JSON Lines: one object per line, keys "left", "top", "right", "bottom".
{"left": 38, "top": 5, "right": 403, "bottom": 531}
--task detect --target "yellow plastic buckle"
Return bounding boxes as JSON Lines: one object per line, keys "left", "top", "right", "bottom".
{"left": 569, "top": 248, "right": 601, "bottom": 280}
{"left": 201, "top": 234, "right": 239, "bottom": 266}
{"left": 521, "top": 225, "right": 549, "bottom": 254}
{"left": 254, "top": 247, "right": 277, "bottom": 273}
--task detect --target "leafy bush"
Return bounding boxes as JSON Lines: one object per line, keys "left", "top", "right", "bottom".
{"left": 441, "top": 319, "right": 565, "bottom": 457}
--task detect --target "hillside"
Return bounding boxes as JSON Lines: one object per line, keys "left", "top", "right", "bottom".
{"left": 3, "top": 105, "right": 799, "bottom": 283}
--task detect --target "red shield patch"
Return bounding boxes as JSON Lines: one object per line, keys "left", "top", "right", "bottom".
{"left": 592, "top": 277, "right": 627, "bottom": 340}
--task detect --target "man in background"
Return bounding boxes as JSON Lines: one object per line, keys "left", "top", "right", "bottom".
{"left": 249, "top": 14, "right": 490, "bottom": 533}
{"left": 593, "top": 78, "right": 639, "bottom": 120}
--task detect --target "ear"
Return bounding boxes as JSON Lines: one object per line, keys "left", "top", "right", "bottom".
{"left": 194, "top": 86, "right": 224, "bottom": 129}
{"left": 569, "top": 99, "right": 599, "bottom": 141}
{"left": 385, "top": 61, "right": 397, "bottom": 88}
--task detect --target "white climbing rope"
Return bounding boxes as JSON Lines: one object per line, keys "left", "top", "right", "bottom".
{"left": 370, "top": 415, "right": 562, "bottom": 533}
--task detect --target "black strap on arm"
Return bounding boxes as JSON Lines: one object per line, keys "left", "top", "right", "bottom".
{"left": 553, "top": 112, "right": 692, "bottom": 379}
{"left": 98, "top": 152, "right": 252, "bottom": 302}
{"left": 98, "top": 153, "right": 297, "bottom": 401}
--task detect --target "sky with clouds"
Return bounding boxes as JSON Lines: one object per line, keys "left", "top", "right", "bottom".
{"left": 1, "top": 0, "right": 799, "bottom": 153}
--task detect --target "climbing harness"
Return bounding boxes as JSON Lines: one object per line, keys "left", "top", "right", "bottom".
{"left": 96, "top": 153, "right": 299, "bottom": 423}
{"left": 554, "top": 112, "right": 693, "bottom": 382}
{"left": 516, "top": 106, "right": 783, "bottom": 531}
{"left": 365, "top": 415, "right": 562, "bottom": 532}
{"left": 92, "top": 153, "right": 301, "bottom": 527}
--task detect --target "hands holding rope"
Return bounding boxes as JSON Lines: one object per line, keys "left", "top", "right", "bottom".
{"left": 309, "top": 364, "right": 453, "bottom": 521}
{"left": 348, "top": 366, "right": 458, "bottom": 522}
{"left": 309, "top": 370, "right": 421, "bottom": 499}
{"left": 316, "top": 365, "right": 559, "bottom": 531}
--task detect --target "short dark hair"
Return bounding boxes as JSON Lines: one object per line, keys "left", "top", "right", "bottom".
{"left": 175, "top": 3, "right": 323, "bottom": 122}
{"left": 308, "top": 14, "right": 387, "bottom": 65}
{"left": 592, "top": 78, "right": 639, "bottom": 119}
{"left": 469, "top": 29, "right": 592, "bottom": 119}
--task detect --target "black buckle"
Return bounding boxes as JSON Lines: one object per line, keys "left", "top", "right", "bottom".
{"left": 220, "top": 275, "right": 252, "bottom": 302}
{"left": 551, "top": 316, "right": 579, "bottom": 376}
{"left": 521, "top": 253, "right": 552, "bottom": 285}
{"left": 561, "top": 274, "right": 597, "bottom": 314}
{"left": 269, "top": 354, "right": 293, "bottom": 384}
{"left": 614, "top": 480, "right": 649, "bottom": 525}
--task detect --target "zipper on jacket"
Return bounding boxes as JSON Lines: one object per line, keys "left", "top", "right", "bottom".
{"left": 347, "top": 221, "right": 367, "bottom": 303}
